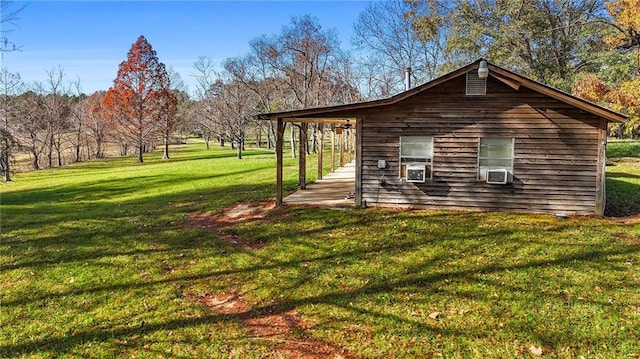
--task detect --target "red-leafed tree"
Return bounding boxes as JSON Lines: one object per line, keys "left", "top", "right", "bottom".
{"left": 102, "top": 35, "right": 174, "bottom": 163}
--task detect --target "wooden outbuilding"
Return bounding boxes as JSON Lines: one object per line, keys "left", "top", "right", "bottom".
{"left": 259, "top": 59, "right": 627, "bottom": 215}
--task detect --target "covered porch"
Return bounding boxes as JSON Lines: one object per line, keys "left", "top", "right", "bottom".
{"left": 262, "top": 114, "right": 363, "bottom": 208}
{"left": 283, "top": 160, "right": 356, "bottom": 208}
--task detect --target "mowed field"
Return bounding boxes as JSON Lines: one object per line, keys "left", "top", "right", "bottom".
{"left": 1, "top": 140, "right": 639, "bottom": 358}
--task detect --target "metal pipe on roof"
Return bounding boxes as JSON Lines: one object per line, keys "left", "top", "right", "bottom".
{"left": 404, "top": 67, "right": 412, "bottom": 91}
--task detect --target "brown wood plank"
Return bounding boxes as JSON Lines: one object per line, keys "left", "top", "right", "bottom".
{"left": 276, "top": 119, "right": 285, "bottom": 206}
{"left": 355, "top": 119, "right": 363, "bottom": 207}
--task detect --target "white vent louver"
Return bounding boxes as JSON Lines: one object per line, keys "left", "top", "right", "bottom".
{"left": 466, "top": 72, "right": 487, "bottom": 95}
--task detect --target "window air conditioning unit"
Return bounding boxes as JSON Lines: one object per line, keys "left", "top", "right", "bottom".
{"left": 406, "top": 164, "right": 426, "bottom": 183}
{"left": 486, "top": 168, "right": 509, "bottom": 184}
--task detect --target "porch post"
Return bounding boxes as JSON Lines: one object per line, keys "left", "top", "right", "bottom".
{"left": 276, "top": 118, "right": 285, "bottom": 206}
{"left": 299, "top": 122, "right": 307, "bottom": 189}
{"left": 351, "top": 128, "right": 356, "bottom": 162}
{"left": 330, "top": 129, "right": 335, "bottom": 172}
{"left": 595, "top": 118, "right": 607, "bottom": 215}
{"left": 355, "top": 118, "right": 363, "bottom": 207}
{"left": 317, "top": 123, "right": 324, "bottom": 180}
{"left": 339, "top": 131, "right": 344, "bottom": 167}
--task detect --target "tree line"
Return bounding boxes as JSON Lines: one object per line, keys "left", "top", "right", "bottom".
{"left": 1, "top": 0, "right": 639, "bottom": 181}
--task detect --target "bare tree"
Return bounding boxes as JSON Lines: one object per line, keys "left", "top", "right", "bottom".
{"left": 192, "top": 56, "right": 220, "bottom": 149}
{"left": 211, "top": 77, "right": 258, "bottom": 159}
{"left": 36, "top": 67, "right": 71, "bottom": 168}
{"left": 232, "top": 15, "right": 351, "bottom": 157}
{"left": 352, "top": 0, "right": 447, "bottom": 98}
{"left": 194, "top": 16, "right": 355, "bottom": 159}
{"left": 223, "top": 55, "right": 285, "bottom": 150}
{"left": 274, "top": 15, "right": 344, "bottom": 109}
{"left": 172, "top": 90, "right": 192, "bottom": 144}
{"left": 66, "top": 79, "right": 88, "bottom": 163}
{"left": 0, "top": 68, "right": 23, "bottom": 180}
{"left": 156, "top": 68, "right": 178, "bottom": 160}
{"left": 86, "top": 91, "right": 110, "bottom": 158}
{"left": 193, "top": 57, "right": 257, "bottom": 159}
{"left": 1, "top": 0, "right": 25, "bottom": 55}
{"left": 14, "top": 91, "right": 46, "bottom": 170}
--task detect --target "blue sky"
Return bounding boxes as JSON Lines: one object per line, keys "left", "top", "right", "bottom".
{"left": 3, "top": 1, "right": 370, "bottom": 95}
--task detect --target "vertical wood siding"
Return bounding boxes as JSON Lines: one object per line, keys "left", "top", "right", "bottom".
{"left": 360, "top": 74, "right": 604, "bottom": 214}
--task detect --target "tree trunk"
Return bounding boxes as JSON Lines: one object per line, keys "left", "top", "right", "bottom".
{"left": 1, "top": 136, "right": 11, "bottom": 181}
{"left": 290, "top": 125, "right": 296, "bottom": 159}
{"left": 1, "top": 150, "right": 10, "bottom": 182}
{"left": 137, "top": 144, "right": 144, "bottom": 163}
{"left": 163, "top": 133, "right": 170, "bottom": 160}
{"left": 31, "top": 149, "right": 40, "bottom": 170}
{"left": 237, "top": 141, "right": 243, "bottom": 159}
{"left": 268, "top": 120, "right": 276, "bottom": 149}
{"left": 204, "top": 134, "right": 211, "bottom": 150}
{"left": 301, "top": 123, "right": 309, "bottom": 157}
{"left": 56, "top": 147, "right": 63, "bottom": 167}
{"left": 74, "top": 143, "right": 81, "bottom": 163}
{"left": 310, "top": 123, "right": 316, "bottom": 154}
{"left": 96, "top": 139, "right": 103, "bottom": 158}
{"left": 47, "top": 138, "right": 53, "bottom": 169}
{"left": 86, "top": 138, "right": 92, "bottom": 160}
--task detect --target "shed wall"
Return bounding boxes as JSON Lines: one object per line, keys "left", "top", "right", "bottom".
{"left": 360, "top": 74, "right": 604, "bottom": 214}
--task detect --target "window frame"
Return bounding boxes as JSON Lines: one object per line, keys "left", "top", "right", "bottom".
{"left": 399, "top": 136, "right": 434, "bottom": 181}
{"left": 477, "top": 137, "right": 514, "bottom": 181}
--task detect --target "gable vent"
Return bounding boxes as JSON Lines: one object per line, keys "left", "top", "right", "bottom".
{"left": 466, "top": 72, "right": 487, "bottom": 95}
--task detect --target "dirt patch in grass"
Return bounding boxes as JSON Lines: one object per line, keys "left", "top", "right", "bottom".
{"left": 187, "top": 202, "right": 279, "bottom": 249}
{"left": 190, "top": 201, "right": 276, "bottom": 230}
{"left": 610, "top": 215, "right": 640, "bottom": 225}
{"left": 616, "top": 234, "right": 640, "bottom": 245}
{"left": 189, "top": 292, "right": 352, "bottom": 359}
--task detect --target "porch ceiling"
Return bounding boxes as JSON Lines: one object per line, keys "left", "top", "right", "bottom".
{"left": 279, "top": 117, "right": 358, "bottom": 124}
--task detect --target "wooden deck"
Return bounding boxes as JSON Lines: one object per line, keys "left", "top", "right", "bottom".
{"left": 284, "top": 161, "right": 356, "bottom": 208}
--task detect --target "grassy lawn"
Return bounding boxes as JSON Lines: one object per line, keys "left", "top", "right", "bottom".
{"left": 607, "top": 140, "right": 640, "bottom": 216}
{"left": 1, "top": 140, "right": 639, "bottom": 358}
{"left": 607, "top": 139, "right": 640, "bottom": 158}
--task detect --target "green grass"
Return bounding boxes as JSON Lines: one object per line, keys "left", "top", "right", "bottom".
{"left": 606, "top": 161, "right": 640, "bottom": 216}
{"left": 2, "top": 140, "right": 639, "bottom": 358}
{"left": 608, "top": 139, "right": 640, "bottom": 158}
{"left": 606, "top": 140, "right": 640, "bottom": 216}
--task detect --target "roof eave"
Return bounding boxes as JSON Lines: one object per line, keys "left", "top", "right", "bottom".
{"left": 487, "top": 64, "right": 628, "bottom": 124}
{"left": 257, "top": 59, "right": 628, "bottom": 124}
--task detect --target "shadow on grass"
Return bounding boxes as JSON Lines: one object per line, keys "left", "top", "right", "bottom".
{"left": 3, "top": 145, "right": 639, "bottom": 357}
{"left": 3, "top": 165, "right": 274, "bottom": 207}
{"left": 607, "top": 170, "right": 640, "bottom": 180}
{"left": 606, "top": 176, "right": 640, "bottom": 217}
{"left": 3, "top": 231, "right": 637, "bottom": 356}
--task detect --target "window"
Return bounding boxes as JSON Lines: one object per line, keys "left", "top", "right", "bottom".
{"left": 478, "top": 138, "right": 514, "bottom": 181}
{"left": 466, "top": 72, "right": 487, "bottom": 95}
{"left": 400, "top": 136, "right": 433, "bottom": 182}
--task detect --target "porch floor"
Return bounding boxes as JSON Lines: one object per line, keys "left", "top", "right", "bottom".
{"left": 283, "top": 161, "right": 356, "bottom": 208}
